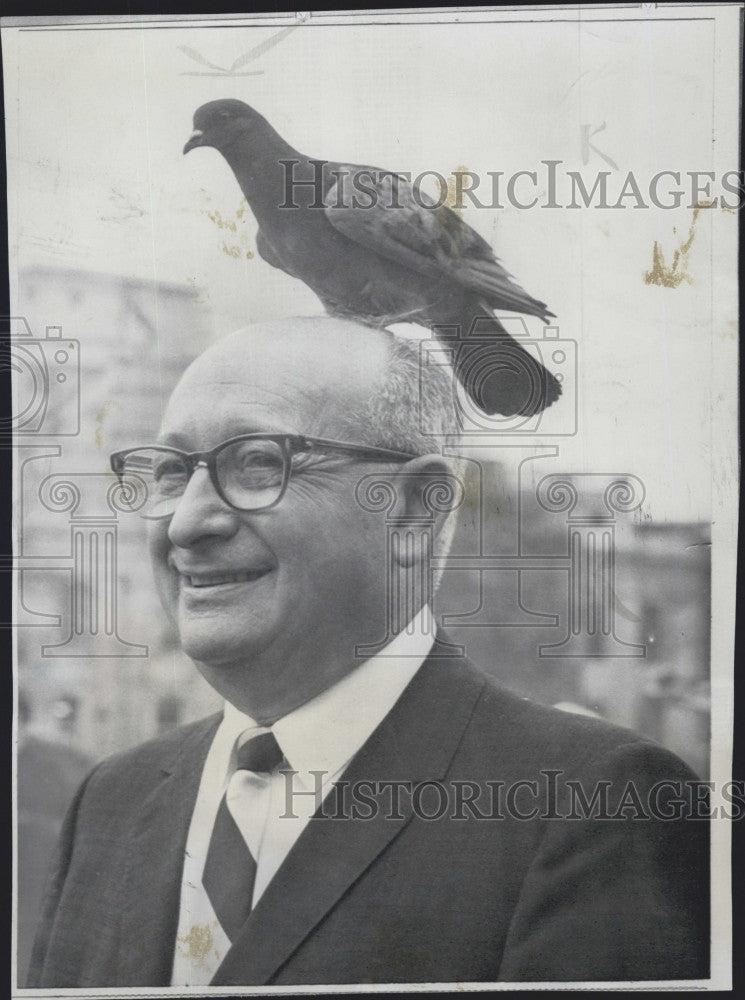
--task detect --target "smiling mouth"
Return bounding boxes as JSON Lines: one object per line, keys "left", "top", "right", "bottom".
{"left": 183, "top": 569, "right": 272, "bottom": 588}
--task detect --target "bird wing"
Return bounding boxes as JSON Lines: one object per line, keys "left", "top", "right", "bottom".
{"left": 323, "top": 166, "right": 553, "bottom": 320}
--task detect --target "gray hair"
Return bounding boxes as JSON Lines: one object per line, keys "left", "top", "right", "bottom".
{"left": 341, "top": 331, "right": 460, "bottom": 454}
{"left": 339, "top": 331, "right": 463, "bottom": 587}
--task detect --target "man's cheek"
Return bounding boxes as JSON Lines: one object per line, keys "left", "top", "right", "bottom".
{"left": 146, "top": 520, "right": 168, "bottom": 559}
{"left": 147, "top": 525, "right": 177, "bottom": 614}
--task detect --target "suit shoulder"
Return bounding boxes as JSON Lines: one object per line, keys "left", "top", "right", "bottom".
{"left": 461, "top": 662, "right": 697, "bottom": 779}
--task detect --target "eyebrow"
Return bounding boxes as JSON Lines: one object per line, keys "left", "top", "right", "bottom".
{"left": 156, "top": 431, "right": 190, "bottom": 448}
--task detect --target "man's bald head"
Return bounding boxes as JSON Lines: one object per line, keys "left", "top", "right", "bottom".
{"left": 167, "top": 315, "right": 457, "bottom": 453}
{"left": 204, "top": 316, "right": 393, "bottom": 377}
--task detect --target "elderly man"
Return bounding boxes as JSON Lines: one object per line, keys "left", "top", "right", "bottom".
{"left": 28, "top": 317, "right": 708, "bottom": 987}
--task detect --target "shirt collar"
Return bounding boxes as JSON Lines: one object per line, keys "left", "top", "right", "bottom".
{"left": 221, "top": 606, "right": 435, "bottom": 779}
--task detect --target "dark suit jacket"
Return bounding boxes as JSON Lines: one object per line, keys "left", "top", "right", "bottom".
{"left": 27, "top": 652, "right": 709, "bottom": 986}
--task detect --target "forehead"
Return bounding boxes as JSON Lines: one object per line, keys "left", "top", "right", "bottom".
{"left": 159, "top": 323, "right": 388, "bottom": 446}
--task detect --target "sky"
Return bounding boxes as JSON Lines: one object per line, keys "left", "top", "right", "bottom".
{"left": 2, "top": 9, "right": 739, "bottom": 522}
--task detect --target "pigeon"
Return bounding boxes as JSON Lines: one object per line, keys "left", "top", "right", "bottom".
{"left": 184, "top": 99, "right": 561, "bottom": 417}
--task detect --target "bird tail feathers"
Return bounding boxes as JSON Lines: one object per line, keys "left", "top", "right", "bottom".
{"left": 449, "top": 305, "right": 563, "bottom": 417}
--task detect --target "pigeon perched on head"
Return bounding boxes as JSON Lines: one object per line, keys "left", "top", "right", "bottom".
{"left": 184, "top": 98, "right": 561, "bottom": 418}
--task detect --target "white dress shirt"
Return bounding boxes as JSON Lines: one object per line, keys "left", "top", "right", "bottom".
{"left": 171, "top": 608, "right": 435, "bottom": 986}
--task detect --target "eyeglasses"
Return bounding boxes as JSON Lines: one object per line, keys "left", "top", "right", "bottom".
{"left": 110, "top": 433, "right": 417, "bottom": 519}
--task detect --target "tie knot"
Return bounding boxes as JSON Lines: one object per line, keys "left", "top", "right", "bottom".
{"left": 235, "top": 731, "right": 283, "bottom": 774}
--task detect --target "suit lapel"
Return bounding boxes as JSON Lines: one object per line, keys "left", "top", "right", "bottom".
{"left": 211, "top": 652, "right": 485, "bottom": 986}
{"left": 115, "top": 715, "right": 221, "bottom": 985}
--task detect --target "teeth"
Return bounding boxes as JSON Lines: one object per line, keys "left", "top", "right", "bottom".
{"left": 186, "top": 570, "right": 267, "bottom": 588}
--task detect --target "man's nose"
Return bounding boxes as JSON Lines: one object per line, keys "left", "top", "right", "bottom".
{"left": 167, "top": 465, "right": 240, "bottom": 547}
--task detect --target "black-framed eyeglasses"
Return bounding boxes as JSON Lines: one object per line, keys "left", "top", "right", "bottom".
{"left": 110, "top": 433, "right": 417, "bottom": 519}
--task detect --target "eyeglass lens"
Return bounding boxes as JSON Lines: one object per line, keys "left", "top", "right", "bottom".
{"left": 117, "top": 438, "right": 286, "bottom": 517}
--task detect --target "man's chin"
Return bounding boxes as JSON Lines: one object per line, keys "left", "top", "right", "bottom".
{"left": 178, "top": 628, "right": 267, "bottom": 671}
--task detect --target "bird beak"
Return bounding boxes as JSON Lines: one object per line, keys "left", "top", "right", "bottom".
{"left": 183, "top": 130, "right": 205, "bottom": 154}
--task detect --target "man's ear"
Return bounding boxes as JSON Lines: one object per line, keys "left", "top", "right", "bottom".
{"left": 388, "top": 455, "right": 460, "bottom": 568}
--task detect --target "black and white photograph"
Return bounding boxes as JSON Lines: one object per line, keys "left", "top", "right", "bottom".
{"left": 3, "top": 5, "right": 739, "bottom": 993}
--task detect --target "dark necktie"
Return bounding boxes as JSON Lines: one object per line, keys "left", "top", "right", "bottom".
{"left": 203, "top": 731, "right": 284, "bottom": 941}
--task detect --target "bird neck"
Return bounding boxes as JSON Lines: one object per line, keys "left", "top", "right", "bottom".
{"left": 220, "top": 131, "right": 307, "bottom": 223}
